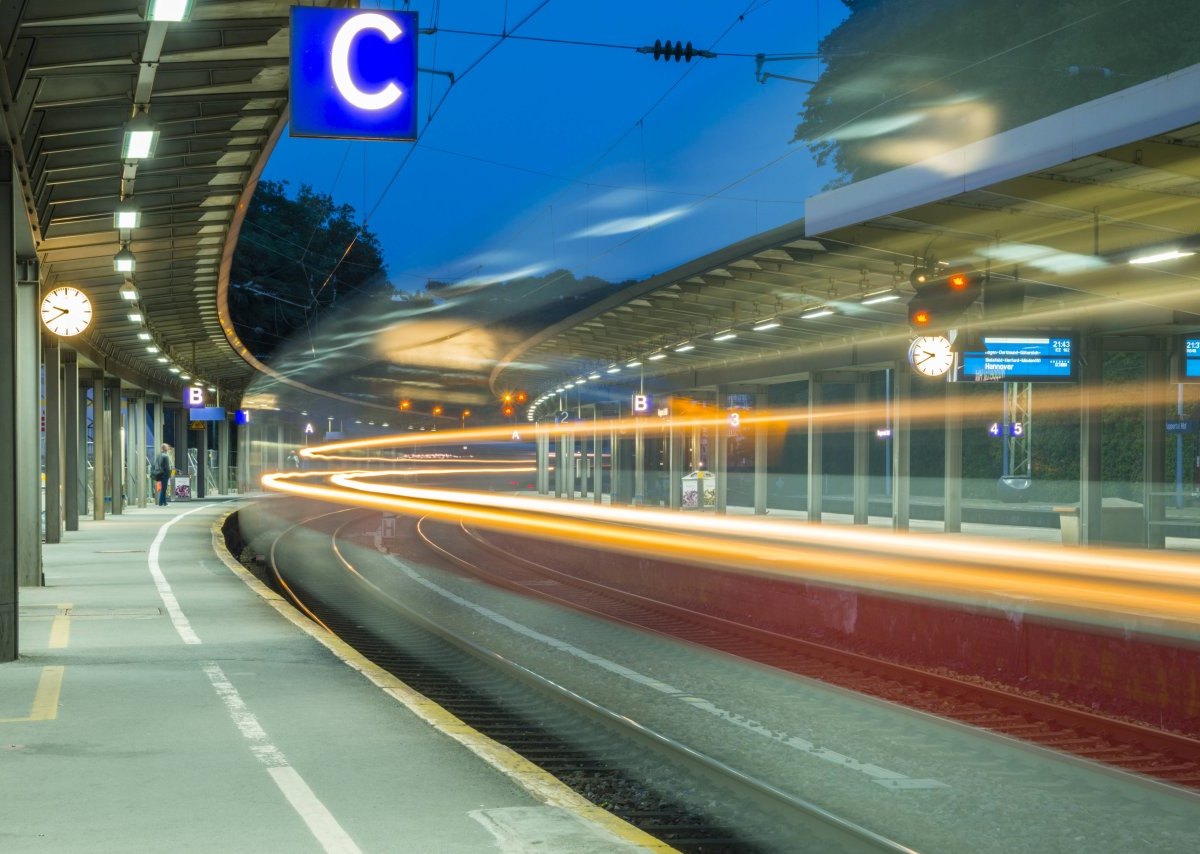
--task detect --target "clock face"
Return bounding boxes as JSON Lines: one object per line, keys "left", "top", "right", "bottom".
{"left": 908, "top": 335, "right": 955, "bottom": 377}
{"left": 40, "top": 287, "right": 94, "bottom": 337}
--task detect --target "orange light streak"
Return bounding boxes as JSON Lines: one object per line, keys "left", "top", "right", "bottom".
{"left": 262, "top": 472, "right": 1200, "bottom": 639}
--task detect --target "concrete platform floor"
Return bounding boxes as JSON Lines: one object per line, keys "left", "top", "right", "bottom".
{"left": 1, "top": 500, "right": 662, "bottom": 853}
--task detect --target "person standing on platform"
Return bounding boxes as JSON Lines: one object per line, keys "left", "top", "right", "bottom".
{"left": 155, "top": 443, "right": 173, "bottom": 506}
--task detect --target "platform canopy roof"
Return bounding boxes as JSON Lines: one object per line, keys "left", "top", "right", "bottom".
{"left": 1, "top": 0, "right": 348, "bottom": 398}
{"left": 494, "top": 67, "right": 1200, "bottom": 413}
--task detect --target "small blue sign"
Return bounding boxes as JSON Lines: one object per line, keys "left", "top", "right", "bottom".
{"left": 1185, "top": 338, "right": 1200, "bottom": 380}
{"left": 1166, "top": 420, "right": 1196, "bottom": 433}
{"left": 188, "top": 407, "right": 226, "bottom": 422}
{"left": 290, "top": 8, "right": 418, "bottom": 141}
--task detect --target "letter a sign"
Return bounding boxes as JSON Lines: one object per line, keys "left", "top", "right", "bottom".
{"left": 290, "top": 8, "right": 418, "bottom": 141}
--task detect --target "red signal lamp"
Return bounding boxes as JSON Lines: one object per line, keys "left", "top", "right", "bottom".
{"left": 948, "top": 272, "right": 969, "bottom": 290}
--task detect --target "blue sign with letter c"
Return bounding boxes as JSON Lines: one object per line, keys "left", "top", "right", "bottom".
{"left": 290, "top": 7, "right": 418, "bottom": 141}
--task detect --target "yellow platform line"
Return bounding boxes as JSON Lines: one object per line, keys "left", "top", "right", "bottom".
{"left": 0, "top": 666, "right": 65, "bottom": 723}
{"left": 49, "top": 603, "right": 73, "bottom": 649}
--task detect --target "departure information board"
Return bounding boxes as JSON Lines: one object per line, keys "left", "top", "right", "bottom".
{"left": 1186, "top": 338, "right": 1200, "bottom": 380}
{"left": 960, "top": 335, "right": 1075, "bottom": 382}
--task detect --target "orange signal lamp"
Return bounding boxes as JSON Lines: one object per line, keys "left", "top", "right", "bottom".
{"left": 514, "top": 391, "right": 527, "bottom": 404}
{"left": 462, "top": 409, "right": 471, "bottom": 418}
{"left": 502, "top": 392, "right": 513, "bottom": 403}
{"left": 912, "top": 308, "right": 931, "bottom": 326}
{"left": 948, "top": 273, "right": 969, "bottom": 290}
{"left": 503, "top": 405, "right": 515, "bottom": 417}
{"left": 399, "top": 399, "right": 412, "bottom": 410}
{"left": 432, "top": 405, "right": 443, "bottom": 416}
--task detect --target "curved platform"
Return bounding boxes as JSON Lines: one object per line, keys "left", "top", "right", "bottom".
{"left": 0, "top": 499, "right": 660, "bottom": 853}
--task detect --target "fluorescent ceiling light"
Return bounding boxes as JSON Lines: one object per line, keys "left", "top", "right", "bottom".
{"left": 752, "top": 320, "right": 780, "bottom": 331}
{"left": 179, "top": 374, "right": 191, "bottom": 380}
{"left": 1129, "top": 249, "right": 1195, "bottom": 265}
{"left": 121, "top": 114, "right": 159, "bottom": 160}
{"left": 606, "top": 366, "right": 621, "bottom": 373}
{"left": 120, "top": 285, "right": 139, "bottom": 301}
{"left": 575, "top": 377, "right": 588, "bottom": 384}
{"left": 674, "top": 343, "right": 695, "bottom": 353}
{"left": 114, "top": 209, "right": 141, "bottom": 229}
{"left": 145, "top": 346, "right": 159, "bottom": 353}
{"left": 648, "top": 352, "right": 667, "bottom": 361}
{"left": 802, "top": 307, "right": 835, "bottom": 319}
{"left": 127, "top": 312, "right": 143, "bottom": 322}
{"left": 712, "top": 332, "right": 737, "bottom": 342}
{"left": 156, "top": 357, "right": 168, "bottom": 363}
{"left": 146, "top": 0, "right": 194, "bottom": 21}
{"left": 137, "top": 332, "right": 152, "bottom": 340}
{"left": 168, "top": 367, "right": 181, "bottom": 374}
{"left": 861, "top": 290, "right": 900, "bottom": 305}
{"left": 113, "top": 247, "right": 136, "bottom": 273}
{"left": 587, "top": 373, "right": 601, "bottom": 380}
{"left": 626, "top": 360, "right": 642, "bottom": 367}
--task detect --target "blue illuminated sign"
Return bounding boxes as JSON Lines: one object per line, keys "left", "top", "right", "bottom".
{"left": 188, "top": 407, "right": 226, "bottom": 422}
{"left": 960, "top": 335, "right": 1075, "bottom": 382}
{"left": 1185, "top": 337, "right": 1200, "bottom": 380}
{"left": 290, "top": 8, "right": 418, "bottom": 141}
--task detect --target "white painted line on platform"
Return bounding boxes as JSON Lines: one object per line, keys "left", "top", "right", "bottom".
{"left": 147, "top": 505, "right": 212, "bottom": 644}
{"left": 391, "top": 555, "right": 946, "bottom": 791}
{"left": 202, "top": 662, "right": 362, "bottom": 854}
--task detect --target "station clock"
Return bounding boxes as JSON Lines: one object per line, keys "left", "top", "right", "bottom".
{"left": 907, "top": 335, "right": 954, "bottom": 378}
{"left": 40, "top": 286, "right": 93, "bottom": 337}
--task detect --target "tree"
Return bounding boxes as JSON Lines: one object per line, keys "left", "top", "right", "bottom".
{"left": 796, "top": 0, "right": 1200, "bottom": 185}
{"left": 230, "top": 180, "right": 390, "bottom": 360}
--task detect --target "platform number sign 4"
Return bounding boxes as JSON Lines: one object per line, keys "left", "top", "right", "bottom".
{"left": 988, "top": 422, "right": 1023, "bottom": 437}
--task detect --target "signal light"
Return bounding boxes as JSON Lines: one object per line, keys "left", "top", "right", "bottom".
{"left": 905, "top": 267, "right": 980, "bottom": 330}
{"left": 432, "top": 405, "right": 443, "bottom": 416}
{"left": 399, "top": 399, "right": 411, "bottom": 411}
{"left": 503, "top": 405, "right": 515, "bottom": 417}
{"left": 514, "top": 390, "right": 527, "bottom": 404}
{"left": 502, "top": 392, "right": 513, "bottom": 404}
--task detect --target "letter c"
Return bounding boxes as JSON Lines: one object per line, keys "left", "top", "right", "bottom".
{"left": 332, "top": 13, "right": 404, "bottom": 111}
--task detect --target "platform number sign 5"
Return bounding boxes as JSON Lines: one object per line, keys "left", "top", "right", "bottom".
{"left": 988, "top": 422, "right": 1023, "bottom": 437}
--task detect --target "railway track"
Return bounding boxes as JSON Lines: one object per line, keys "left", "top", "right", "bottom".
{"left": 415, "top": 517, "right": 1200, "bottom": 791}
{"left": 258, "top": 506, "right": 910, "bottom": 854}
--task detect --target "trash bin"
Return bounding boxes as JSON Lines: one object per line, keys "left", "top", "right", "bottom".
{"left": 997, "top": 476, "right": 1031, "bottom": 503}
{"left": 681, "top": 471, "right": 717, "bottom": 509}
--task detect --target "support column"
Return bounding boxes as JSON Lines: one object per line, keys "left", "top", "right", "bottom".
{"left": 1079, "top": 339, "right": 1103, "bottom": 546}
{"left": 151, "top": 395, "right": 163, "bottom": 455}
{"left": 197, "top": 421, "right": 208, "bottom": 499}
{"left": 63, "top": 351, "right": 80, "bottom": 531}
{"left": 218, "top": 417, "right": 231, "bottom": 494}
{"left": 107, "top": 379, "right": 123, "bottom": 515}
{"left": 593, "top": 412, "right": 602, "bottom": 505}
{"left": 44, "top": 340, "right": 63, "bottom": 544}
{"left": 892, "top": 366, "right": 911, "bottom": 531}
{"left": 78, "top": 382, "right": 89, "bottom": 516}
{"left": 132, "top": 391, "right": 147, "bottom": 508}
{"left": 92, "top": 377, "right": 106, "bottom": 519}
{"left": 807, "top": 374, "right": 824, "bottom": 523}
{"left": 275, "top": 422, "right": 284, "bottom": 470}
{"left": 633, "top": 418, "right": 645, "bottom": 506}
{"left": 1, "top": 151, "right": 20, "bottom": 658}
{"left": 714, "top": 387, "right": 728, "bottom": 514}
{"left": 668, "top": 400, "right": 683, "bottom": 510}
{"left": 609, "top": 425, "right": 621, "bottom": 504}
{"left": 853, "top": 375, "right": 870, "bottom": 525}
{"left": 536, "top": 425, "right": 549, "bottom": 495}
{"left": 753, "top": 390, "right": 768, "bottom": 515}
{"left": 1144, "top": 347, "right": 1167, "bottom": 548}
{"left": 944, "top": 380, "right": 963, "bottom": 533}
{"left": 16, "top": 266, "right": 40, "bottom": 585}
{"left": 555, "top": 427, "right": 568, "bottom": 499}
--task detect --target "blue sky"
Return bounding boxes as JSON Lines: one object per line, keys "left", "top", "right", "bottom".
{"left": 264, "top": 0, "right": 848, "bottom": 291}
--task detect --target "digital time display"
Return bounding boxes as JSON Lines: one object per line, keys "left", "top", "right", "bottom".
{"left": 1185, "top": 338, "right": 1200, "bottom": 380}
{"left": 960, "top": 335, "right": 1076, "bottom": 383}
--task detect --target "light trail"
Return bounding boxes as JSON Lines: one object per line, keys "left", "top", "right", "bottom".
{"left": 263, "top": 470, "right": 1200, "bottom": 640}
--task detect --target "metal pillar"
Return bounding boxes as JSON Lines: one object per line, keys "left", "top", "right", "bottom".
{"left": 535, "top": 425, "right": 549, "bottom": 494}
{"left": 44, "top": 340, "right": 63, "bottom": 544}
{"left": 1144, "top": 347, "right": 1168, "bottom": 548}
{"left": 555, "top": 427, "right": 569, "bottom": 499}
{"left": 633, "top": 419, "right": 645, "bottom": 506}
{"left": 275, "top": 422, "right": 284, "bottom": 470}
{"left": 1, "top": 151, "right": 20, "bottom": 658}
{"left": 714, "top": 387, "right": 728, "bottom": 514}
{"left": 16, "top": 263, "right": 40, "bottom": 585}
{"left": 944, "top": 380, "right": 963, "bottom": 533}
{"left": 197, "top": 421, "right": 208, "bottom": 498}
{"left": 78, "top": 382, "right": 89, "bottom": 516}
{"left": 107, "top": 380, "right": 123, "bottom": 514}
{"left": 892, "top": 366, "right": 911, "bottom": 531}
{"left": 1079, "top": 339, "right": 1103, "bottom": 546}
{"left": 63, "top": 351, "right": 80, "bottom": 531}
{"left": 218, "top": 417, "right": 230, "bottom": 494}
{"left": 807, "top": 374, "right": 824, "bottom": 523}
{"left": 853, "top": 375, "right": 870, "bottom": 525}
{"left": 593, "top": 413, "right": 602, "bottom": 505}
{"left": 237, "top": 420, "right": 250, "bottom": 495}
{"left": 754, "top": 390, "right": 768, "bottom": 515}
{"left": 668, "top": 400, "right": 683, "bottom": 510}
{"left": 92, "top": 375, "right": 106, "bottom": 520}
{"left": 609, "top": 425, "right": 621, "bottom": 503}
{"left": 132, "top": 391, "right": 147, "bottom": 508}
